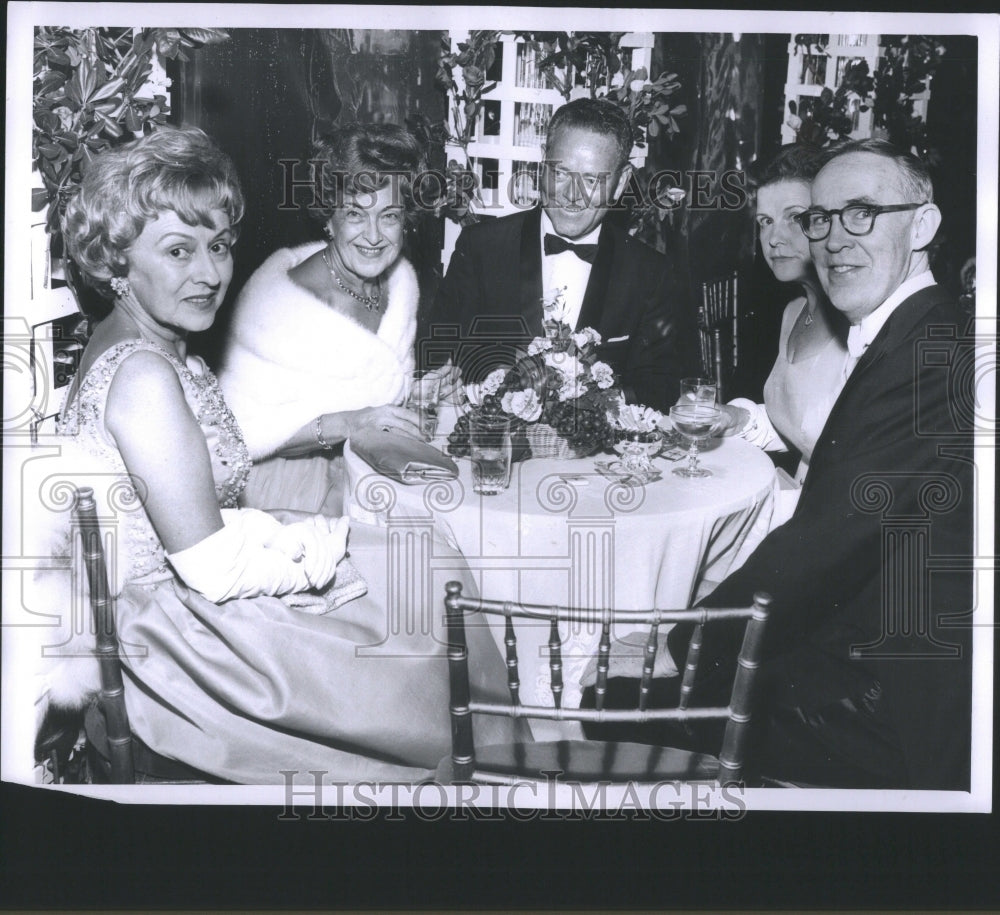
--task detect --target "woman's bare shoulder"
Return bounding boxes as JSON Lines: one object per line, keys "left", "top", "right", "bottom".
{"left": 104, "top": 346, "right": 186, "bottom": 426}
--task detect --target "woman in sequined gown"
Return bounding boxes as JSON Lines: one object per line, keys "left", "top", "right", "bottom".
{"left": 46, "top": 126, "right": 520, "bottom": 785}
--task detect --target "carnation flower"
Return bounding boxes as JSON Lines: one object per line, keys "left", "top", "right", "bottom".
{"left": 577, "top": 328, "right": 602, "bottom": 347}
{"left": 501, "top": 388, "right": 543, "bottom": 422}
{"left": 590, "top": 361, "right": 614, "bottom": 389}
{"left": 557, "top": 373, "right": 589, "bottom": 402}
{"left": 481, "top": 368, "right": 508, "bottom": 396}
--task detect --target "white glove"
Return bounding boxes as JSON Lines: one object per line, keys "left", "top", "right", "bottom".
{"left": 727, "top": 398, "right": 786, "bottom": 452}
{"left": 265, "top": 515, "right": 349, "bottom": 591}
{"left": 168, "top": 509, "right": 349, "bottom": 603}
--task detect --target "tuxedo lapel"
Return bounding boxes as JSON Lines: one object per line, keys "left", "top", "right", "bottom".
{"left": 576, "top": 222, "right": 615, "bottom": 331}
{"left": 844, "top": 285, "right": 950, "bottom": 388}
{"left": 805, "top": 285, "right": 954, "bottom": 498}
{"left": 518, "top": 207, "right": 545, "bottom": 335}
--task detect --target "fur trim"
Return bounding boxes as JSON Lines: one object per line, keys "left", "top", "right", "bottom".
{"left": 218, "top": 243, "right": 419, "bottom": 459}
{"left": 24, "top": 439, "right": 131, "bottom": 721}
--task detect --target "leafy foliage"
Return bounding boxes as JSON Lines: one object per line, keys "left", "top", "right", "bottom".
{"left": 789, "top": 59, "right": 874, "bottom": 145}
{"left": 32, "top": 26, "right": 229, "bottom": 242}
{"left": 435, "top": 30, "right": 501, "bottom": 148}
{"left": 873, "top": 35, "right": 944, "bottom": 154}
{"left": 514, "top": 31, "right": 626, "bottom": 100}
{"left": 606, "top": 67, "right": 687, "bottom": 146}
{"left": 787, "top": 34, "right": 944, "bottom": 153}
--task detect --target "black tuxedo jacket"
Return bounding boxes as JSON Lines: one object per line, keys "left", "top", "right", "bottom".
{"left": 420, "top": 207, "right": 698, "bottom": 411}
{"left": 690, "top": 285, "right": 974, "bottom": 789}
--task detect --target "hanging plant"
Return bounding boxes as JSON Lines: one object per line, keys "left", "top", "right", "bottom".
{"left": 32, "top": 26, "right": 230, "bottom": 252}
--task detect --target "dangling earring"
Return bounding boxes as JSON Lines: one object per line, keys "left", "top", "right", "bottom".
{"left": 110, "top": 276, "right": 131, "bottom": 298}
{"left": 322, "top": 223, "right": 334, "bottom": 241}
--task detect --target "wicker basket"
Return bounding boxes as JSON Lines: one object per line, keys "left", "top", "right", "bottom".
{"left": 525, "top": 423, "right": 598, "bottom": 460}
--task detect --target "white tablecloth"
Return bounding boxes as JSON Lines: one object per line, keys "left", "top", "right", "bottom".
{"left": 344, "top": 430, "right": 777, "bottom": 719}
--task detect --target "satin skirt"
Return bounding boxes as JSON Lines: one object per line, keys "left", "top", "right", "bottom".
{"left": 241, "top": 452, "right": 347, "bottom": 516}
{"left": 116, "top": 522, "right": 523, "bottom": 784}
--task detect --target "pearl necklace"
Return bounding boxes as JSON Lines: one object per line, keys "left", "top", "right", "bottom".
{"left": 323, "top": 249, "right": 381, "bottom": 312}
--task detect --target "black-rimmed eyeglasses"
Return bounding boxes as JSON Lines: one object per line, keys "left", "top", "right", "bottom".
{"left": 795, "top": 203, "right": 927, "bottom": 241}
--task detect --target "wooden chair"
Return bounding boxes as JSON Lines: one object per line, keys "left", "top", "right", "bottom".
{"left": 698, "top": 271, "right": 740, "bottom": 402}
{"left": 438, "top": 581, "right": 772, "bottom": 787}
{"left": 73, "top": 486, "right": 219, "bottom": 784}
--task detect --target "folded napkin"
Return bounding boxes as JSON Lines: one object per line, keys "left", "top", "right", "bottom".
{"left": 283, "top": 556, "right": 368, "bottom": 615}
{"left": 350, "top": 429, "right": 459, "bottom": 484}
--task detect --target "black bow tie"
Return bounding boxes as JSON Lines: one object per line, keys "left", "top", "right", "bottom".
{"left": 544, "top": 233, "right": 599, "bottom": 263}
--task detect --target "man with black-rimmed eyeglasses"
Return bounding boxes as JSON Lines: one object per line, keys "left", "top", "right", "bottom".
{"left": 693, "top": 137, "right": 975, "bottom": 789}
{"left": 603, "top": 139, "right": 975, "bottom": 791}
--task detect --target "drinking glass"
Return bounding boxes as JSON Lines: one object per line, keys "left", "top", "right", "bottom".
{"left": 612, "top": 429, "right": 663, "bottom": 472}
{"left": 470, "top": 414, "right": 512, "bottom": 495}
{"left": 679, "top": 377, "right": 718, "bottom": 406}
{"left": 405, "top": 372, "right": 441, "bottom": 439}
{"left": 669, "top": 403, "right": 721, "bottom": 478}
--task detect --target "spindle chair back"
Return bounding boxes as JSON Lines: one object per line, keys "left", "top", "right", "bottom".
{"left": 74, "top": 486, "right": 217, "bottom": 784}
{"left": 439, "top": 582, "right": 771, "bottom": 787}
{"left": 698, "top": 271, "right": 740, "bottom": 401}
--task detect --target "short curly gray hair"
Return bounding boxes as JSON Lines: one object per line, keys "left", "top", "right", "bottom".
{"left": 62, "top": 126, "right": 244, "bottom": 301}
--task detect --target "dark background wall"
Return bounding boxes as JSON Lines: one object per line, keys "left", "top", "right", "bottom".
{"left": 171, "top": 28, "right": 445, "bottom": 365}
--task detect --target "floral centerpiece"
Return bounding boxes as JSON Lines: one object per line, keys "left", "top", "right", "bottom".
{"left": 448, "top": 290, "right": 660, "bottom": 461}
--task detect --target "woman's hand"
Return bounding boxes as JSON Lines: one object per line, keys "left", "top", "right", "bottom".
{"left": 341, "top": 405, "right": 425, "bottom": 440}
{"left": 266, "top": 514, "right": 350, "bottom": 589}
{"left": 281, "top": 404, "right": 428, "bottom": 457}
{"left": 422, "top": 359, "right": 463, "bottom": 403}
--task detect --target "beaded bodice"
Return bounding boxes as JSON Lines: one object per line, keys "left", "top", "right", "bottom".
{"left": 57, "top": 339, "right": 252, "bottom": 581}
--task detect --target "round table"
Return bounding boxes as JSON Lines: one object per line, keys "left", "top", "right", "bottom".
{"left": 344, "top": 430, "right": 777, "bottom": 722}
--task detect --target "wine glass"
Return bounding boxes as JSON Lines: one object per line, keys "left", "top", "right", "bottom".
{"left": 679, "top": 377, "right": 718, "bottom": 406}
{"left": 669, "top": 403, "right": 721, "bottom": 478}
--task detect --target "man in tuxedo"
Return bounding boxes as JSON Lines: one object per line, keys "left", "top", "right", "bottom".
{"left": 589, "top": 139, "right": 975, "bottom": 790}
{"left": 419, "top": 98, "right": 697, "bottom": 412}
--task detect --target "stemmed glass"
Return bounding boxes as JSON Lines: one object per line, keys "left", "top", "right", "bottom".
{"left": 669, "top": 403, "right": 721, "bottom": 478}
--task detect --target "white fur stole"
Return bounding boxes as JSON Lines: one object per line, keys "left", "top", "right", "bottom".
{"left": 218, "top": 243, "right": 419, "bottom": 459}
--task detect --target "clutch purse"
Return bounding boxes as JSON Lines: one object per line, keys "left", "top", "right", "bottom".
{"left": 350, "top": 429, "right": 459, "bottom": 484}
{"left": 283, "top": 557, "right": 369, "bottom": 615}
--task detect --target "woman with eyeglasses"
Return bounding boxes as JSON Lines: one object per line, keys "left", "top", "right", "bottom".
{"left": 730, "top": 144, "right": 849, "bottom": 485}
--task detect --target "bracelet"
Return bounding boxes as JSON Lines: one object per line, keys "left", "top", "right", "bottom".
{"left": 314, "top": 416, "right": 333, "bottom": 451}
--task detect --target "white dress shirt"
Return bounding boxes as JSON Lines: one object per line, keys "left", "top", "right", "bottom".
{"left": 539, "top": 210, "right": 600, "bottom": 329}
{"left": 841, "top": 270, "right": 936, "bottom": 384}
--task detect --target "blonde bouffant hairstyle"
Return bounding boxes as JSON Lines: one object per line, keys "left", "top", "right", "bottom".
{"left": 62, "top": 125, "right": 244, "bottom": 307}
